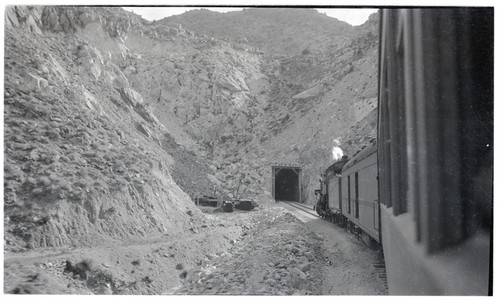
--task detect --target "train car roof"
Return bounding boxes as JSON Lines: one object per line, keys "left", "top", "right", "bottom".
{"left": 342, "top": 142, "right": 377, "bottom": 172}
{"left": 324, "top": 157, "right": 349, "bottom": 176}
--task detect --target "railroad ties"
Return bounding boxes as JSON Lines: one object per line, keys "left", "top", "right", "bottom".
{"left": 372, "top": 253, "right": 388, "bottom": 291}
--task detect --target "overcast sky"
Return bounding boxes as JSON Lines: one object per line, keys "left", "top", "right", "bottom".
{"left": 122, "top": 7, "right": 378, "bottom": 26}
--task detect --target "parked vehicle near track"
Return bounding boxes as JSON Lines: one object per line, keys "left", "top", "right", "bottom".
{"left": 233, "top": 199, "right": 257, "bottom": 211}
{"left": 222, "top": 200, "right": 234, "bottom": 212}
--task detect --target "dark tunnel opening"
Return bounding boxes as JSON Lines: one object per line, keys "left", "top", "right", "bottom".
{"left": 274, "top": 168, "right": 300, "bottom": 202}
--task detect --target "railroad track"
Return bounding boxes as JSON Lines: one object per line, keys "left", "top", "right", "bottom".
{"left": 372, "top": 253, "right": 389, "bottom": 291}
{"left": 281, "top": 201, "right": 318, "bottom": 218}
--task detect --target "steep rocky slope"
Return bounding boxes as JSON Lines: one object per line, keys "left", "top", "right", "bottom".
{"left": 3, "top": 6, "right": 219, "bottom": 251}
{"left": 4, "top": 5, "right": 378, "bottom": 255}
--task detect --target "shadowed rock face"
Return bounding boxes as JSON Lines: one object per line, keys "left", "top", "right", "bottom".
{"left": 4, "top": 6, "right": 378, "bottom": 250}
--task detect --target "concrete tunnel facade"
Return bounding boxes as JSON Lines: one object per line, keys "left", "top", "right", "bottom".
{"left": 272, "top": 165, "right": 302, "bottom": 202}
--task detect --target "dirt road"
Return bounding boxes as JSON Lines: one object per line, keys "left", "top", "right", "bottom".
{"left": 4, "top": 203, "right": 387, "bottom": 295}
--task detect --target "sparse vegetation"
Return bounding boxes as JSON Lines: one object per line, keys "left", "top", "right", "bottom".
{"left": 64, "top": 259, "right": 95, "bottom": 280}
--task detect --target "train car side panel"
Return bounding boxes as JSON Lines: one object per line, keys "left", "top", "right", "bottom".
{"left": 380, "top": 205, "right": 440, "bottom": 294}
{"left": 342, "top": 150, "right": 379, "bottom": 242}
{"left": 356, "top": 154, "right": 379, "bottom": 242}
{"left": 381, "top": 204, "right": 491, "bottom": 295}
{"left": 340, "top": 171, "right": 351, "bottom": 220}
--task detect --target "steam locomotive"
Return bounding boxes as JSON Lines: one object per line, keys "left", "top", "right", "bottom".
{"left": 315, "top": 8, "right": 493, "bottom": 295}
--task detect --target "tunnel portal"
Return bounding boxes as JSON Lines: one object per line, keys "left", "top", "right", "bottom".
{"left": 272, "top": 165, "right": 302, "bottom": 202}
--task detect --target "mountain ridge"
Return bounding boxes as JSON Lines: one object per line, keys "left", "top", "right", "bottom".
{"left": 161, "top": 8, "right": 355, "bottom": 55}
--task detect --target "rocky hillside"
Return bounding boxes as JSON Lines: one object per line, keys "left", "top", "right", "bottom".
{"left": 162, "top": 8, "right": 353, "bottom": 55}
{"left": 159, "top": 8, "right": 379, "bottom": 202}
{"left": 4, "top": 6, "right": 221, "bottom": 251}
{"left": 4, "top": 6, "right": 378, "bottom": 252}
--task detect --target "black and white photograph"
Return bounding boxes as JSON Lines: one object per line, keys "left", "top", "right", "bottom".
{"left": 2, "top": 1, "right": 494, "bottom": 296}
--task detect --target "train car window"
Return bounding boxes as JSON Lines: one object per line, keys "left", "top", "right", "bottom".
{"left": 355, "top": 173, "right": 359, "bottom": 218}
{"left": 347, "top": 175, "right": 351, "bottom": 214}
{"left": 399, "top": 10, "right": 421, "bottom": 242}
{"left": 377, "top": 11, "right": 393, "bottom": 210}
{"left": 388, "top": 10, "right": 408, "bottom": 217}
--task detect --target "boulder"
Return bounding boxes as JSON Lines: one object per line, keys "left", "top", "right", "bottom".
{"left": 118, "top": 87, "right": 144, "bottom": 107}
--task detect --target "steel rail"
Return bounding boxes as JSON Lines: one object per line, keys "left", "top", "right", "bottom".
{"left": 281, "top": 201, "right": 318, "bottom": 218}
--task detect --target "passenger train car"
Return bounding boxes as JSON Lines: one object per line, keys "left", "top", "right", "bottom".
{"left": 315, "top": 8, "right": 493, "bottom": 295}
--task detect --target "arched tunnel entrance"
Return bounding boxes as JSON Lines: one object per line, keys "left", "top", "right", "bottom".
{"left": 272, "top": 166, "right": 302, "bottom": 202}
